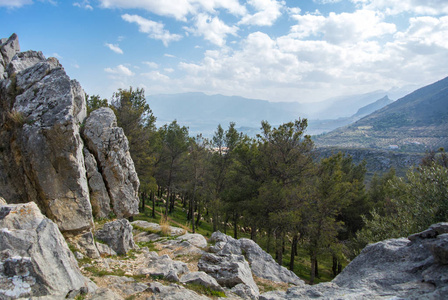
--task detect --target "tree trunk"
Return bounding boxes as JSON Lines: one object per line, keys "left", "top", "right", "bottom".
{"left": 250, "top": 225, "right": 257, "bottom": 241}
{"left": 332, "top": 255, "right": 338, "bottom": 277}
{"left": 315, "top": 258, "right": 319, "bottom": 279}
{"left": 276, "top": 232, "right": 283, "bottom": 265}
{"left": 233, "top": 212, "right": 238, "bottom": 239}
{"left": 196, "top": 203, "right": 201, "bottom": 228}
{"left": 310, "top": 252, "right": 317, "bottom": 284}
{"left": 151, "top": 191, "right": 155, "bottom": 218}
{"left": 140, "top": 192, "right": 146, "bottom": 212}
{"left": 289, "top": 233, "right": 299, "bottom": 271}
{"left": 266, "top": 228, "right": 272, "bottom": 253}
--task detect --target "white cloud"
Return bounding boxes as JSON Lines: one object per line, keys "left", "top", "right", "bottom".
{"left": 185, "top": 13, "right": 238, "bottom": 46}
{"left": 73, "top": 0, "right": 93, "bottom": 10}
{"left": 290, "top": 10, "right": 396, "bottom": 44}
{"left": 239, "top": 0, "right": 285, "bottom": 26}
{"left": 143, "top": 61, "right": 159, "bottom": 68}
{"left": 105, "top": 64, "right": 134, "bottom": 76}
{"left": 105, "top": 43, "right": 123, "bottom": 54}
{"left": 0, "top": 0, "right": 33, "bottom": 8}
{"left": 394, "top": 16, "right": 448, "bottom": 51}
{"left": 351, "top": 0, "right": 448, "bottom": 15}
{"left": 164, "top": 68, "right": 175, "bottom": 73}
{"left": 164, "top": 54, "right": 177, "bottom": 58}
{"left": 141, "top": 71, "right": 170, "bottom": 81}
{"left": 99, "top": 0, "right": 246, "bottom": 21}
{"left": 122, "top": 14, "right": 182, "bottom": 46}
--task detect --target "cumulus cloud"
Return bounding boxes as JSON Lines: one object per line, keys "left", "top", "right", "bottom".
{"left": 105, "top": 64, "right": 134, "bottom": 76}
{"left": 290, "top": 10, "right": 396, "bottom": 44}
{"left": 99, "top": 0, "right": 246, "bottom": 21}
{"left": 73, "top": 0, "right": 93, "bottom": 10}
{"left": 105, "top": 43, "right": 123, "bottom": 54}
{"left": 239, "top": 0, "right": 285, "bottom": 26}
{"left": 143, "top": 61, "right": 159, "bottom": 68}
{"left": 185, "top": 13, "right": 238, "bottom": 46}
{"left": 122, "top": 14, "right": 182, "bottom": 46}
{"left": 0, "top": 0, "right": 33, "bottom": 8}
{"left": 351, "top": 0, "right": 448, "bottom": 15}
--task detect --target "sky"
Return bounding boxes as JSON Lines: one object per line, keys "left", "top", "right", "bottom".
{"left": 1, "top": 0, "right": 448, "bottom": 104}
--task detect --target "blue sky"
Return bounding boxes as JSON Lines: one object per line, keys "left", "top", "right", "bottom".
{"left": 1, "top": 0, "right": 448, "bottom": 104}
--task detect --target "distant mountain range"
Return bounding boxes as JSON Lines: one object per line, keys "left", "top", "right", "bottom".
{"left": 314, "top": 76, "right": 448, "bottom": 152}
{"left": 148, "top": 91, "right": 397, "bottom": 137}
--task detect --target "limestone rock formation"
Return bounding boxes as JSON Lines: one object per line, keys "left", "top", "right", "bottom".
{"left": 198, "top": 252, "right": 259, "bottom": 298}
{"left": 136, "top": 253, "right": 189, "bottom": 280}
{"left": 83, "top": 107, "right": 140, "bottom": 218}
{"left": 209, "top": 231, "right": 303, "bottom": 285}
{"left": 0, "top": 33, "right": 140, "bottom": 234}
{"left": 259, "top": 223, "right": 448, "bottom": 299}
{"left": 0, "top": 201, "right": 95, "bottom": 299}
{"left": 84, "top": 147, "right": 112, "bottom": 219}
{"left": 180, "top": 271, "right": 224, "bottom": 292}
{"left": 148, "top": 282, "right": 210, "bottom": 300}
{"left": 95, "top": 219, "right": 136, "bottom": 255}
{"left": 0, "top": 43, "right": 92, "bottom": 233}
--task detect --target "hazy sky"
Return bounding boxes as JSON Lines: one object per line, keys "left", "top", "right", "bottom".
{"left": 1, "top": 0, "right": 448, "bottom": 103}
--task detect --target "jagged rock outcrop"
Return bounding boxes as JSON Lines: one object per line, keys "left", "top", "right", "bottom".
{"left": 209, "top": 231, "right": 303, "bottom": 285}
{"left": 136, "top": 253, "right": 189, "bottom": 281}
{"left": 260, "top": 223, "right": 448, "bottom": 299}
{"left": 131, "top": 220, "right": 186, "bottom": 236}
{"left": 83, "top": 147, "right": 112, "bottom": 219}
{"left": 83, "top": 107, "right": 140, "bottom": 218}
{"left": 0, "top": 33, "right": 140, "bottom": 234}
{"left": 180, "top": 271, "right": 224, "bottom": 292}
{"left": 148, "top": 282, "right": 210, "bottom": 300}
{"left": 95, "top": 219, "right": 136, "bottom": 255}
{"left": 0, "top": 201, "right": 95, "bottom": 299}
{"left": 198, "top": 252, "right": 259, "bottom": 298}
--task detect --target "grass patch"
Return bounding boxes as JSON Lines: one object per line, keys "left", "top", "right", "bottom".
{"left": 84, "top": 265, "right": 126, "bottom": 277}
{"left": 185, "top": 283, "right": 226, "bottom": 298}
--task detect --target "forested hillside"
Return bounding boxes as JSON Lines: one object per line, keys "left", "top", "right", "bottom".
{"left": 87, "top": 86, "right": 448, "bottom": 283}
{"left": 315, "top": 76, "right": 448, "bottom": 151}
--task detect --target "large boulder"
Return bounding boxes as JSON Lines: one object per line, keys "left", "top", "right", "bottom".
{"left": 198, "top": 253, "right": 259, "bottom": 298}
{"left": 209, "top": 231, "right": 303, "bottom": 285}
{"left": 180, "top": 271, "right": 224, "bottom": 292}
{"left": 136, "top": 254, "right": 189, "bottom": 281}
{"left": 0, "top": 34, "right": 93, "bottom": 234}
{"left": 83, "top": 147, "right": 112, "bottom": 219}
{"left": 239, "top": 238, "right": 304, "bottom": 285}
{"left": 83, "top": 107, "right": 139, "bottom": 218}
{"left": 0, "top": 33, "right": 141, "bottom": 234}
{"left": 0, "top": 201, "right": 94, "bottom": 299}
{"left": 259, "top": 223, "right": 448, "bottom": 299}
{"left": 95, "top": 219, "right": 136, "bottom": 255}
{"left": 148, "top": 282, "right": 210, "bottom": 300}
{"left": 0, "top": 33, "right": 20, "bottom": 79}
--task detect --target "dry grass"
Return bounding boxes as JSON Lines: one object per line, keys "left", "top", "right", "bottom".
{"left": 8, "top": 110, "right": 27, "bottom": 125}
{"left": 159, "top": 216, "right": 171, "bottom": 236}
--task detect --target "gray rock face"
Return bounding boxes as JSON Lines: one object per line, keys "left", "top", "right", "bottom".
{"left": 260, "top": 223, "right": 448, "bottom": 299}
{"left": 148, "top": 282, "right": 210, "bottom": 300}
{"left": 95, "top": 219, "right": 136, "bottom": 255}
{"left": 83, "top": 107, "right": 139, "bottom": 218}
{"left": 0, "top": 33, "right": 20, "bottom": 79}
{"left": 198, "top": 253, "right": 259, "bottom": 297}
{"left": 136, "top": 254, "right": 189, "bottom": 280}
{"left": 0, "top": 202, "right": 94, "bottom": 299}
{"left": 180, "top": 271, "right": 224, "bottom": 292}
{"left": 84, "top": 147, "right": 112, "bottom": 219}
{"left": 209, "top": 231, "right": 303, "bottom": 285}
{"left": 240, "top": 238, "right": 304, "bottom": 286}
{"left": 177, "top": 233, "right": 208, "bottom": 248}
{"left": 1, "top": 34, "right": 141, "bottom": 235}
{"left": 0, "top": 46, "right": 92, "bottom": 233}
